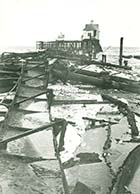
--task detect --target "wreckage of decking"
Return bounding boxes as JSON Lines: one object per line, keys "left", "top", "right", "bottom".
{"left": 1, "top": 51, "right": 140, "bottom": 193}
{"left": 0, "top": 61, "right": 69, "bottom": 194}
{"left": 52, "top": 66, "right": 140, "bottom": 94}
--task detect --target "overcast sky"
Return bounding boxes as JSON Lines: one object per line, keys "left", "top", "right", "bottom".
{"left": 0, "top": 0, "right": 140, "bottom": 48}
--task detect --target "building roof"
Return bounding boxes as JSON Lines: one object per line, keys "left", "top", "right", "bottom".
{"left": 83, "top": 23, "right": 99, "bottom": 31}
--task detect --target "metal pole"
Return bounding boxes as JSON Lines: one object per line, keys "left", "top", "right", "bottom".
{"left": 119, "top": 37, "right": 123, "bottom": 66}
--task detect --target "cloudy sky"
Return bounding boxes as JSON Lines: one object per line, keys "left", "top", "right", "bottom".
{"left": 0, "top": 0, "right": 140, "bottom": 48}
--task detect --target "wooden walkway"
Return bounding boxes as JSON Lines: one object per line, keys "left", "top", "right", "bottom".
{"left": 1, "top": 58, "right": 139, "bottom": 194}
{"left": 0, "top": 61, "right": 69, "bottom": 194}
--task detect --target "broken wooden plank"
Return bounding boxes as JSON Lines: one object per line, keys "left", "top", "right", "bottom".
{"left": 20, "top": 84, "right": 45, "bottom": 90}
{"left": 34, "top": 98, "right": 111, "bottom": 105}
{"left": 0, "top": 103, "right": 9, "bottom": 108}
{"left": 77, "top": 68, "right": 138, "bottom": 85}
{"left": 52, "top": 131, "right": 70, "bottom": 194}
{"left": 52, "top": 69, "right": 103, "bottom": 86}
{"left": 52, "top": 69, "right": 140, "bottom": 94}
{"left": 102, "top": 94, "right": 128, "bottom": 108}
{"left": 0, "top": 77, "right": 19, "bottom": 81}
{"left": 97, "top": 111, "right": 120, "bottom": 115}
{"left": 12, "top": 107, "right": 47, "bottom": 114}
{"left": 14, "top": 91, "right": 47, "bottom": 105}
{"left": 0, "top": 151, "right": 55, "bottom": 163}
{"left": 52, "top": 99, "right": 110, "bottom": 105}
{"left": 91, "top": 59, "right": 131, "bottom": 70}
{"left": 8, "top": 125, "right": 33, "bottom": 131}
{"left": 111, "top": 145, "right": 140, "bottom": 194}
{"left": 102, "top": 94, "right": 139, "bottom": 137}
{"left": 82, "top": 117, "right": 118, "bottom": 125}
{"left": 0, "top": 120, "right": 63, "bottom": 148}
{"left": 22, "top": 73, "right": 45, "bottom": 82}
{"left": 17, "top": 85, "right": 45, "bottom": 98}
{"left": 26, "top": 60, "right": 45, "bottom": 65}
{"left": 75, "top": 69, "right": 100, "bottom": 77}
{"left": 0, "top": 71, "right": 19, "bottom": 78}
{"left": 1, "top": 98, "right": 12, "bottom": 104}
{"left": 25, "top": 62, "right": 44, "bottom": 71}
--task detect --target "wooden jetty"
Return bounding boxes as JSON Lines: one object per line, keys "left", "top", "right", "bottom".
{"left": 45, "top": 79, "right": 140, "bottom": 193}
{"left": 0, "top": 48, "right": 140, "bottom": 193}
{"left": 0, "top": 60, "right": 69, "bottom": 194}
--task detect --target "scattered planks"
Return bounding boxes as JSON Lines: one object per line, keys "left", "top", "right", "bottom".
{"left": 0, "top": 119, "right": 63, "bottom": 150}
{"left": 34, "top": 97, "right": 111, "bottom": 105}
{"left": 90, "top": 59, "right": 131, "bottom": 70}
{"left": 102, "top": 94, "right": 139, "bottom": 137}
{"left": 14, "top": 90, "right": 48, "bottom": 105}
{"left": 52, "top": 99, "right": 111, "bottom": 105}
{"left": 0, "top": 70, "right": 19, "bottom": 78}
{"left": 82, "top": 117, "right": 118, "bottom": 125}
{"left": 52, "top": 67, "right": 140, "bottom": 94}
{"left": 111, "top": 144, "right": 140, "bottom": 194}
{"left": 0, "top": 151, "right": 53, "bottom": 163}
{"left": 46, "top": 50, "right": 131, "bottom": 70}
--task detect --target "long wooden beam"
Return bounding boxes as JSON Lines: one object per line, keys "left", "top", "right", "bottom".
{"left": 0, "top": 98, "right": 12, "bottom": 104}
{"left": 0, "top": 77, "right": 19, "bottom": 81}
{"left": 20, "top": 84, "right": 44, "bottom": 90}
{"left": 91, "top": 59, "right": 131, "bottom": 70}
{"left": 52, "top": 99, "right": 110, "bottom": 105}
{"left": 102, "top": 94, "right": 139, "bottom": 137}
{"left": 34, "top": 98, "right": 111, "bottom": 105}
{"left": 82, "top": 116, "right": 118, "bottom": 124}
{"left": 75, "top": 69, "right": 137, "bottom": 84}
{"left": 25, "top": 62, "right": 44, "bottom": 71}
{"left": 13, "top": 107, "right": 47, "bottom": 114}
{"left": 14, "top": 91, "right": 47, "bottom": 105}
{"left": 22, "top": 73, "right": 45, "bottom": 82}
{"left": 0, "top": 152, "right": 56, "bottom": 163}
{"left": 0, "top": 120, "right": 63, "bottom": 148}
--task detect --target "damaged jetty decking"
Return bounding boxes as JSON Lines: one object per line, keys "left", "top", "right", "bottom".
{"left": 1, "top": 51, "right": 140, "bottom": 193}
{"left": 0, "top": 62, "right": 20, "bottom": 92}
{"left": 51, "top": 60, "right": 140, "bottom": 94}
{"left": 47, "top": 81, "right": 140, "bottom": 194}
{"left": 0, "top": 60, "right": 68, "bottom": 194}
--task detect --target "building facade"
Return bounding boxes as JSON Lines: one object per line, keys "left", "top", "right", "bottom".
{"left": 36, "top": 21, "right": 102, "bottom": 59}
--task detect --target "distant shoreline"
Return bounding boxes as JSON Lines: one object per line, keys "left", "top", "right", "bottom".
{"left": 0, "top": 47, "right": 140, "bottom": 58}
{"left": 0, "top": 46, "right": 35, "bottom": 54}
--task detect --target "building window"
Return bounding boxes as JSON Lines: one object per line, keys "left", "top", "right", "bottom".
{"left": 94, "top": 30, "right": 97, "bottom": 37}
{"left": 88, "top": 33, "right": 92, "bottom": 38}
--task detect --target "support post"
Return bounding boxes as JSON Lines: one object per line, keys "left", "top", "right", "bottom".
{"left": 119, "top": 37, "right": 123, "bottom": 66}
{"left": 102, "top": 54, "right": 107, "bottom": 63}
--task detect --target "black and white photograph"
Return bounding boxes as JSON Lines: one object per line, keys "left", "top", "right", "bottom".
{"left": 0, "top": 0, "right": 140, "bottom": 193}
